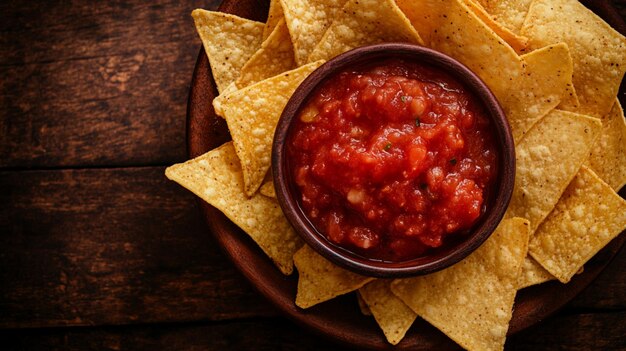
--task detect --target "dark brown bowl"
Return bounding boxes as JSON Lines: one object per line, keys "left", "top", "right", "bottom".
{"left": 272, "top": 43, "right": 516, "bottom": 278}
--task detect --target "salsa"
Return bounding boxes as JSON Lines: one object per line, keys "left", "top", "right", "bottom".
{"left": 288, "top": 59, "right": 498, "bottom": 262}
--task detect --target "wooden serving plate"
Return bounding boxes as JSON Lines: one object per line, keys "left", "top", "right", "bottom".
{"left": 187, "top": 1, "right": 626, "bottom": 349}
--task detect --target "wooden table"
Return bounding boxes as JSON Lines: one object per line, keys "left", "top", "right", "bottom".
{"left": 1, "top": 1, "right": 624, "bottom": 349}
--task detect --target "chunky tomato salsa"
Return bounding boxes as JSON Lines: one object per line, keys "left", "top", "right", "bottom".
{"left": 288, "top": 59, "right": 498, "bottom": 262}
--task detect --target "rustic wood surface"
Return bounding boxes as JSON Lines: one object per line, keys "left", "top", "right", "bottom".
{"left": 0, "top": 0, "right": 624, "bottom": 350}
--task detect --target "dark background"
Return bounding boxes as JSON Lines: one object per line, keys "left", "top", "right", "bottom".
{"left": 0, "top": 1, "right": 625, "bottom": 349}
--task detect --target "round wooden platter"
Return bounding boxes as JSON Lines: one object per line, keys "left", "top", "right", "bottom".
{"left": 187, "top": 1, "right": 626, "bottom": 349}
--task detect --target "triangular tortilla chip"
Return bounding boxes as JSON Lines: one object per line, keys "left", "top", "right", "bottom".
{"left": 165, "top": 142, "right": 303, "bottom": 275}
{"left": 259, "top": 181, "right": 276, "bottom": 198}
{"left": 504, "top": 43, "right": 578, "bottom": 140}
{"left": 356, "top": 292, "right": 372, "bottom": 316}
{"left": 521, "top": 0, "right": 626, "bottom": 118}
{"left": 263, "top": 0, "right": 285, "bottom": 40}
{"left": 391, "top": 218, "right": 530, "bottom": 351}
{"left": 585, "top": 99, "right": 626, "bottom": 191}
{"left": 529, "top": 166, "right": 626, "bottom": 283}
{"left": 360, "top": 280, "right": 417, "bottom": 345}
{"left": 308, "top": 0, "right": 423, "bottom": 63}
{"left": 217, "top": 61, "right": 324, "bottom": 196}
{"left": 280, "top": 0, "right": 346, "bottom": 65}
{"left": 506, "top": 109, "right": 601, "bottom": 233}
{"left": 294, "top": 245, "right": 374, "bottom": 308}
{"left": 236, "top": 20, "right": 297, "bottom": 89}
{"left": 191, "top": 10, "right": 264, "bottom": 93}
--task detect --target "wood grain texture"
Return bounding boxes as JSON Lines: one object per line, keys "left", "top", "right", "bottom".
{"left": 0, "top": 0, "right": 221, "bottom": 169}
{"left": 0, "top": 312, "right": 624, "bottom": 351}
{"left": 0, "top": 167, "right": 276, "bottom": 328}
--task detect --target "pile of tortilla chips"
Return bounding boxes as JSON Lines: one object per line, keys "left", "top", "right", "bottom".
{"left": 166, "top": 0, "right": 626, "bottom": 349}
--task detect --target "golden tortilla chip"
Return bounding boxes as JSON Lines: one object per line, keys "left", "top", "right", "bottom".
{"left": 218, "top": 61, "right": 324, "bottom": 196}
{"left": 280, "top": 0, "right": 346, "bottom": 65}
{"left": 474, "top": 0, "right": 533, "bottom": 33}
{"left": 165, "top": 142, "right": 302, "bottom": 275}
{"left": 236, "top": 20, "right": 297, "bottom": 89}
{"left": 517, "top": 255, "right": 555, "bottom": 289}
{"left": 259, "top": 181, "right": 276, "bottom": 198}
{"left": 356, "top": 292, "right": 372, "bottom": 316}
{"left": 359, "top": 280, "right": 417, "bottom": 345}
{"left": 308, "top": 0, "right": 423, "bottom": 63}
{"left": 529, "top": 166, "right": 626, "bottom": 283}
{"left": 294, "top": 245, "right": 374, "bottom": 308}
{"left": 504, "top": 43, "right": 578, "bottom": 140}
{"left": 521, "top": 0, "right": 626, "bottom": 118}
{"left": 507, "top": 109, "right": 602, "bottom": 233}
{"left": 264, "top": 0, "right": 285, "bottom": 40}
{"left": 397, "top": 0, "right": 522, "bottom": 103}
{"left": 191, "top": 10, "right": 264, "bottom": 93}
{"left": 212, "top": 82, "right": 238, "bottom": 118}
{"left": 585, "top": 99, "right": 626, "bottom": 191}
{"left": 463, "top": 0, "right": 528, "bottom": 53}
{"left": 391, "top": 218, "right": 530, "bottom": 351}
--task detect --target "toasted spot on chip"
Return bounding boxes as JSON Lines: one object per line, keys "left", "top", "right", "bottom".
{"left": 521, "top": 0, "right": 626, "bottom": 118}
{"left": 237, "top": 20, "right": 297, "bottom": 89}
{"left": 263, "top": 0, "right": 285, "bottom": 40}
{"left": 191, "top": 10, "right": 264, "bottom": 93}
{"left": 308, "top": 0, "right": 423, "bottom": 63}
{"left": 517, "top": 255, "right": 555, "bottom": 289}
{"left": 356, "top": 292, "right": 372, "bottom": 316}
{"left": 391, "top": 218, "right": 530, "bottom": 351}
{"left": 474, "top": 0, "right": 533, "bottom": 33}
{"left": 294, "top": 245, "right": 374, "bottom": 308}
{"left": 507, "top": 109, "right": 601, "bottom": 233}
{"left": 280, "top": 0, "right": 346, "bottom": 65}
{"left": 503, "top": 43, "right": 578, "bottom": 141}
{"left": 529, "top": 166, "right": 626, "bottom": 283}
{"left": 463, "top": 0, "right": 529, "bottom": 53}
{"left": 360, "top": 280, "right": 417, "bottom": 345}
{"left": 165, "top": 142, "right": 303, "bottom": 275}
{"left": 260, "top": 181, "right": 276, "bottom": 198}
{"left": 219, "top": 61, "right": 324, "bottom": 196}
{"left": 585, "top": 99, "right": 626, "bottom": 191}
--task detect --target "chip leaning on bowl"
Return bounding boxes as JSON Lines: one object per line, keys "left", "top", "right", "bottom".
{"left": 166, "top": 0, "right": 626, "bottom": 349}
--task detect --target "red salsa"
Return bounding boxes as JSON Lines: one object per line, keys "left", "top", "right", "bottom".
{"left": 288, "top": 59, "right": 498, "bottom": 262}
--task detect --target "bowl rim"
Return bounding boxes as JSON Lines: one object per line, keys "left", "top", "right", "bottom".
{"left": 272, "top": 43, "right": 516, "bottom": 278}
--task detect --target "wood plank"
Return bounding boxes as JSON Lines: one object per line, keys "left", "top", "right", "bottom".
{"left": 0, "top": 0, "right": 229, "bottom": 168}
{"left": 0, "top": 312, "right": 624, "bottom": 350}
{"left": 0, "top": 167, "right": 276, "bottom": 328}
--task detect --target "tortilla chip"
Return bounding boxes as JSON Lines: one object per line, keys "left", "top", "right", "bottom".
{"left": 280, "top": 0, "right": 346, "bottom": 65}
{"left": 463, "top": 0, "right": 529, "bottom": 53}
{"left": 356, "top": 292, "right": 372, "bottom": 316}
{"left": 529, "top": 166, "right": 626, "bottom": 283}
{"left": 585, "top": 99, "right": 626, "bottom": 191}
{"left": 474, "top": 0, "right": 533, "bottom": 33}
{"left": 507, "top": 109, "right": 602, "bottom": 233}
{"left": 218, "top": 61, "right": 324, "bottom": 196}
{"left": 308, "top": 0, "right": 423, "bottom": 62}
{"left": 359, "top": 280, "right": 417, "bottom": 345}
{"left": 504, "top": 43, "right": 578, "bottom": 141}
{"left": 391, "top": 218, "right": 530, "bottom": 351}
{"left": 165, "top": 142, "right": 302, "bottom": 275}
{"left": 191, "top": 10, "right": 264, "bottom": 93}
{"left": 397, "top": 0, "right": 522, "bottom": 103}
{"left": 259, "top": 181, "right": 276, "bottom": 198}
{"left": 521, "top": 0, "right": 626, "bottom": 118}
{"left": 264, "top": 0, "right": 285, "bottom": 40}
{"left": 236, "top": 20, "right": 297, "bottom": 89}
{"left": 294, "top": 245, "right": 374, "bottom": 308}
{"left": 517, "top": 255, "right": 555, "bottom": 289}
